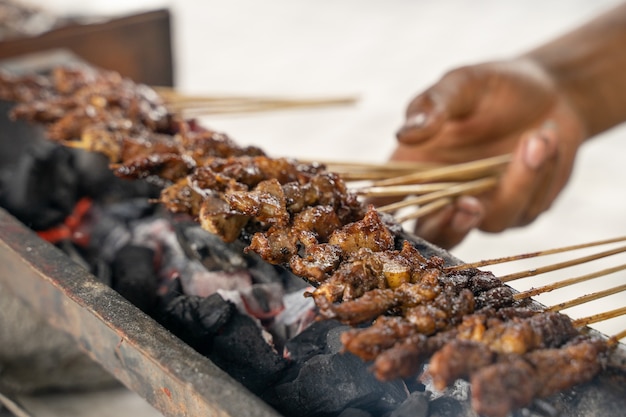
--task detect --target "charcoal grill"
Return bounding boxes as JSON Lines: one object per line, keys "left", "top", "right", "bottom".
{"left": 0, "top": 206, "right": 281, "bottom": 417}
{"left": 1, "top": 53, "right": 625, "bottom": 417}
{"left": 1, "top": 206, "right": 626, "bottom": 417}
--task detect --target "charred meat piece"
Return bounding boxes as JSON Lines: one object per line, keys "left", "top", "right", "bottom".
{"left": 470, "top": 337, "right": 608, "bottom": 417}
{"left": 425, "top": 311, "right": 579, "bottom": 390}
{"left": 115, "top": 153, "right": 197, "bottom": 184}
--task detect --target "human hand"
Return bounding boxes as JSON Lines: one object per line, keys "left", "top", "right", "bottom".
{"left": 390, "top": 58, "right": 587, "bottom": 249}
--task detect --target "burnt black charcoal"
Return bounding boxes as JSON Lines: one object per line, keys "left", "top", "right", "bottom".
{"left": 269, "top": 352, "right": 407, "bottom": 417}
{"left": 247, "top": 251, "right": 297, "bottom": 288}
{"left": 326, "top": 324, "right": 350, "bottom": 354}
{"left": 0, "top": 100, "right": 46, "bottom": 166}
{"left": 284, "top": 319, "right": 346, "bottom": 363}
{"left": 158, "top": 293, "right": 234, "bottom": 355}
{"left": 549, "top": 374, "right": 626, "bottom": 417}
{"left": 387, "top": 391, "right": 430, "bottom": 417}
{"left": 111, "top": 244, "right": 158, "bottom": 314}
{"left": 337, "top": 408, "right": 373, "bottom": 417}
{"left": 427, "top": 396, "right": 467, "bottom": 417}
{"left": 209, "top": 311, "right": 288, "bottom": 395}
{"left": 517, "top": 399, "right": 560, "bottom": 417}
{"left": 0, "top": 141, "right": 78, "bottom": 229}
{"left": 175, "top": 221, "right": 248, "bottom": 272}
{"left": 72, "top": 149, "right": 160, "bottom": 203}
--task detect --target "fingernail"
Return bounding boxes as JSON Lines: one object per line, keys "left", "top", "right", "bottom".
{"left": 405, "top": 113, "right": 428, "bottom": 128}
{"left": 398, "top": 112, "right": 428, "bottom": 133}
{"left": 451, "top": 206, "right": 482, "bottom": 233}
{"left": 524, "top": 133, "right": 549, "bottom": 170}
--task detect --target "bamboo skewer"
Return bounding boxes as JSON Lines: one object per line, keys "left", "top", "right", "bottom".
{"left": 177, "top": 100, "right": 357, "bottom": 116}
{"left": 499, "top": 245, "right": 626, "bottom": 282}
{"left": 547, "top": 283, "right": 626, "bottom": 312}
{"left": 609, "top": 329, "right": 626, "bottom": 346}
{"left": 396, "top": 198, "right": 454, "bottom": 223}
{"left": 573, "top": 306, "right": 626, "bottom": 328}
{"left": 307, "top": 160, "right": 443, "bottom": 182}
{"left": 304, "top": 159, "right": 442, "bottom": 172}
{"left": 513, "top": 264, "right": 626, "bottom": 301}
{"left": 370, "top": 154, "right": 512, "bottom": 187}
{"left": 356, "top": 182, "right": 460, "bottom": 198}
{"left": 448, "top": 235, "right": 626, "bottom": 272}
{"left": 376, "top": 177, "right": 498, "bottom": 213}
{"left": 154, "top": 86, "right": 358, "bottom": 116}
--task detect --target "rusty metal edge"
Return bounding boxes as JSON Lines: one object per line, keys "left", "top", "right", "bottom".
{"left": 0, "top": 207, "right": 282, "bottom": 417}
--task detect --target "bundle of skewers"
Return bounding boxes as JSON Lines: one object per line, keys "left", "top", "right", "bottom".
{"left": 314, "top": 153, "right": 510, "bottom": 223}
{"left": 1, "top": 64, "right": 624, "bottom": 417}
{"left": 154, "top": 86, "right": 358, "bottom": 117}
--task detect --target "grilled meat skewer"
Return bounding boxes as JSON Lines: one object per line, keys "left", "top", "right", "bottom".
{"left": 0, "top": 65, "right": 613, "bottom": 417}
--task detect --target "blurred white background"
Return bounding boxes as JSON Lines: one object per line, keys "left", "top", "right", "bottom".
{"left": 15, "top": 0, "right": 626, "bottom": 415}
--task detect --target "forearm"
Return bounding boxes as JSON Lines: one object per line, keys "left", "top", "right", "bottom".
{"left": 523, "top": 2, "right": 626, "bottom": 138}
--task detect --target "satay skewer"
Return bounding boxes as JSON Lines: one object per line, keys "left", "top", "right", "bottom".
{"left": 512, "top": 263, "right": 626, "bottom": 301}
{"left": 608, "top": 329, "right": 626, "bottom": 346}
{"left": 376, "top": 177, "right": 498, "bottom": 213}
{"left": 395, "top": 198, "right": 453, "bottom": 223}
{"left": 573, "top": 306, "right": 626, "bottom": 327}
{"left": 355, "top": 182, "right": 460, "bottom": 198}
{"left": 547, "top": 283, "right": 626, "bottom": 312}
{"left": 176, "top": 100, "right": 356, "bottom": 116}
{"left": 370, "top": 154, "right": 512, "bottom": 186}
{"left": 499, "top": 245, "right": 626, "bottom": 282}
{"left": 155, "top": 87, "right": 358, "bottom": 115}
{"left": 448, "top": 235, "right": 626, "bottom": 271}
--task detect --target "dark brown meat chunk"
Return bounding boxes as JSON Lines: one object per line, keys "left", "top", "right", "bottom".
{"left": 427, "top": 339, "right": 495, "bottom": 390}
{"left": 115, "top": 153, "right": 196, "bottom": 183}
{"left": 327, "top": 207, "right": 395, "bottom": 254}
{"left": 316, "top": 288, "right": 399, "bottom": 324}
{"left": 340, "top": 316, "right": 418, "bottom": 361}
{"left": 160, "top": 178, "right": 204, "bottom": 216}
{"left": 470, "top": 337, "right": 607, "bottom": 417}
{"left": 226, "top": 179, "right": 289, "bottom": 225}
{"left": 246, "top": 225, "right": 298, "bottom": 265}
{"left": 289, "top": 243, "right": 342, "bottom": 283}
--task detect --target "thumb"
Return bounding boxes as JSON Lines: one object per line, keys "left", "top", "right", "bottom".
{"left": 396, "top": 66, "right": 483, "bottom": 144}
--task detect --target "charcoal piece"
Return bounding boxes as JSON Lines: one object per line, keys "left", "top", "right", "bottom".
{"left": 270, "top": 352, "right": 407, "bottom": 417}
{"left": 0, "top": 141, "right": 78, "bottom": 230}
{"left": 548, "top": 375, "right": 626, "bottom": 417}
{"left": 428, "top": 396, "right": 468, "bottom": 417}
{"left": 284, "top": 319, "right": 345, "bottom": 363}
{"left": 158, "top": 293, "right": 234, "bottom": 355}
{"left": 387, "top": 391, "right": 430, "bottom": 417}
{"left": 72, "top": 149, "right": 160, "bottom": 203}
{"left": 111, "top": 244, "right": 158, "bottom": 314}
{"left": 245, "top": 251, "right": 301, "bottom": 289}
{"left": 175, "top": 221, "right": 247, "bottom": 272}
{"left": 326, "top": 324, "right": 351, "bottom": 354}
{"left": 0, "top": 101, "right": 74, "bottom": 231}
{"left": 209, "top": 311, "right": 287, "bottom": 395}
{"left": 519, "top": 399, "right": 559, "bottom": 417}
{"left": 337, "top": 408, "right": 373, "bottom": 417}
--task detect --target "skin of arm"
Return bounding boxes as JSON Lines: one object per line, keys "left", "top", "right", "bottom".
{"left": 391, "top": 2, "right": 626, "bottom": 249}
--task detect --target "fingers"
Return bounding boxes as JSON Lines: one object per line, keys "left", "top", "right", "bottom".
{"left": 397, "top": 66, "right": 483, "bottom": 145}
{"left": 479, "top": 122, "right": 558, "bottom": 232}
{"left": 411, "top": 122, "right": 562, "bottom": 248}
{"left": 414, "top": 196, "right": 485, "bottom": 249}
